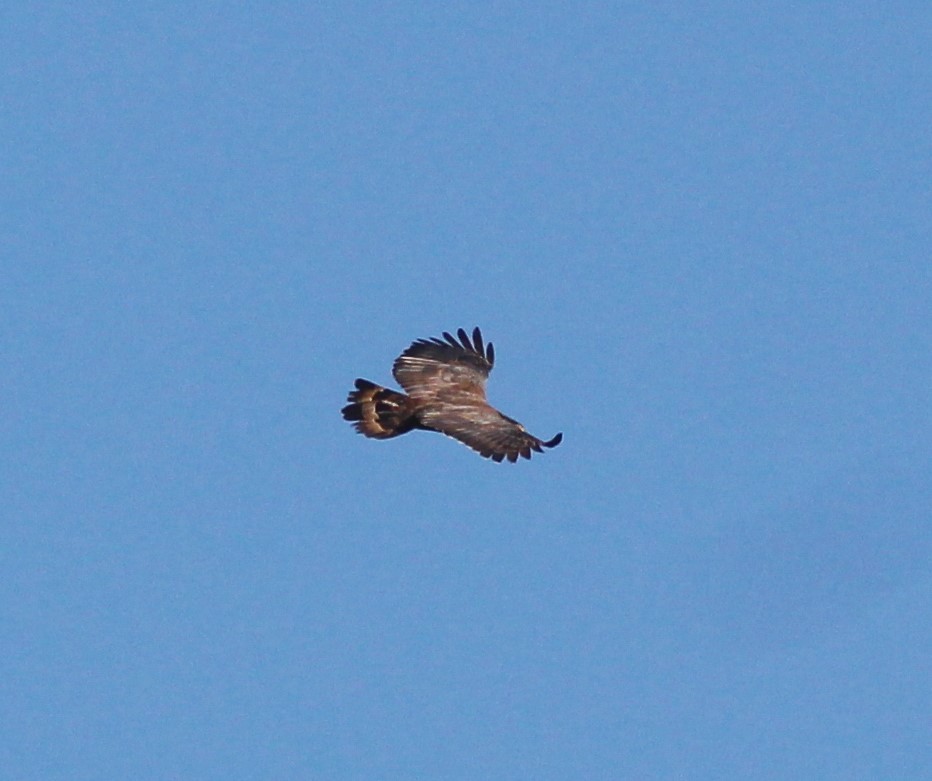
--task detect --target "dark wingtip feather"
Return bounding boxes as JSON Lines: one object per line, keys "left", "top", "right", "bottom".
{"left": 442, "top": 331, "right": 459, "bottom": 347}
{"left": 486, "top": 341, "right": 494, "bottom": 366}
{"left": 471, "top": 327, "right": 484, "bottom": 358}
{"left": 542, "top": 433, "right": 563, "bottom": 448}
{"left": 456, "top": 328, "right": 472, "bottom": 351}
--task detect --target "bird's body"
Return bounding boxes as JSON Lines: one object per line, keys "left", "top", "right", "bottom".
{"left": 341, "top": 327, "right": 562, "bottom": 462}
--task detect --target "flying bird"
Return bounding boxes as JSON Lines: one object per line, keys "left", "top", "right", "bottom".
{"left": 341, "top": 327, "right": 562, "bottom": 463}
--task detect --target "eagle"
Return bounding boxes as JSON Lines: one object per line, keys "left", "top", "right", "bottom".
{"left": 341, "top": 327, "right": 562, "bottom": 463}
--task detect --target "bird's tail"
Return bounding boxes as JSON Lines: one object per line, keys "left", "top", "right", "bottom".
{"left": 341, "top": 379, "right": 418, "bottom": 439}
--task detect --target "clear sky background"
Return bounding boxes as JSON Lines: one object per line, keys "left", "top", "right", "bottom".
{"left": 3, "top": 4, "right": 930, "bottom": 779}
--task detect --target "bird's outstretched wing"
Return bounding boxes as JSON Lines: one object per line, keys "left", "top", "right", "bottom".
{"left": 418, "top": 405, "right": 563, "bottom": 462}
{"left": 392, "top": 327, "right": 494, "bottom": 403}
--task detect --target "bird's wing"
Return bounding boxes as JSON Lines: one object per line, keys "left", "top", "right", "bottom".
{"left": 419, "top": 403, "right": 562, "bottom": 463}
{"left": 392, "top": 327, "right": 494, "bottom": 402}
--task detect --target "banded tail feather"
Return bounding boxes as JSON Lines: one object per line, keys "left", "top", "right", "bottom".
{"left": 341, "top": 379, "right": 419, "bottom": 439}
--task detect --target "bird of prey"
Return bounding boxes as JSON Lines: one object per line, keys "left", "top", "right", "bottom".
{"left": 341, "top": 327, "right": 562, "bottom": 463}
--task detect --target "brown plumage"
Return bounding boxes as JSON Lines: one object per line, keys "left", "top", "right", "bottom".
{"left": 341, "top": 327, "right": 562, "bottom": 463}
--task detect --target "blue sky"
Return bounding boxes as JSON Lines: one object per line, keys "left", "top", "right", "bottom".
{"left": 3, "top": 3, "right": 930, "bottom": 779}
